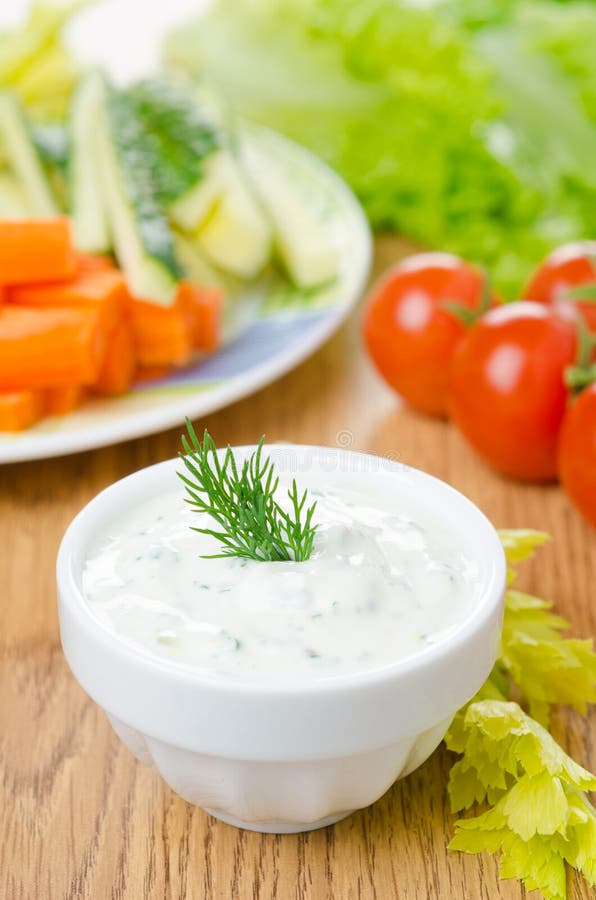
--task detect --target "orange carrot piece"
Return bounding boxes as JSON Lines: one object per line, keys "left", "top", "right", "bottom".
{"left": 6, "top": 270, "right": 128, "bottom": 334}
{"left": 0, "top": 218, "right": 77, "bottom": 285}
{"left": 44, "top": 385, "right": 86, "bottom": 415}
{"left": 0, "top": 305, "right": 108, "bottom": 389}
{"left": 94, "top": 320, "right": 136, "bottom": 396}
{"left": 76, "top": 252, "right": 115, "bottom": 274}
{"left": 129, "top": 293, "right": 193, "bottom": 367}
{"left": 0, "top": 390, "right": 44, "bottom": 431}
{"left": 178, "top": 282, "right": 222, "bottom": 352}
{"left": 134, "top": 365, "right": 173, "bottom": 383}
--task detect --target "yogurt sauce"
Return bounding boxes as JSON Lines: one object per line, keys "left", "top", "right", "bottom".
{"left": 82, "top": 476, "right": 482, "bottom": 681}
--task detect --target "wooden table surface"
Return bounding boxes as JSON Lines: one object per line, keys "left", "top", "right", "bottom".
{"left": 1, "top": 237, "right": 594, "bottom": 900}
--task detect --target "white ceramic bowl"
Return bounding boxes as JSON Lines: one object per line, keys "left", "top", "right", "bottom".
{"left": 57, "top": 446, "right": 506, "bottom": 833}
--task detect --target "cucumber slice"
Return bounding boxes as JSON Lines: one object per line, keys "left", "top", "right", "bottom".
{"left": 128, "top": 78, "right": 220, "bottom": 208}
{"left": 196, "top": 160, "right": 271, "bottom": 280}
{"left": 170, "top": 150, "right": 227, "bottom": 232}
{"left": 129, "top": 79, "right": 224, "bottom": 232}
{"left": 97, "top": 87, "right": 182, "bottom": 305}
{"left": 248, "top": 154, "right": 339, "bottom": 288}
{"left": 69, "top": 71, "right": 110, "bottom": 253}
{"left": 33, "top": 123, "right": 69, "bottom": 213}
{"left": 0, "top": 91, "right": 56, "bottom": 215}
{"left": 0, "top": 171, "right": 31, "bottom": 217}
{"left": 174, "top": 230, "right": 226, "bottom": 288}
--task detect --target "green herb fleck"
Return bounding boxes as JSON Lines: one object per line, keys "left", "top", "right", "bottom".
{"left": 178, "top": 421, "right": 317, "bottom": 562}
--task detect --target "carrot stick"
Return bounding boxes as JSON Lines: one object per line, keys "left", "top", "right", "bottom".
{"left": 7, "top": 270, "right": 128, "bottom": 334}
{"left": 76, "top": 252, "right": 116, "bottom": 274}
{"left": 178, "top": 282, "right": 222, "bottom": 352}
{"left": 0, "top": 218, "right": 76, "bottom": 284}
{"left": 94, "top": 320, "right": 136, "bottom": 395}
{"left": 129, "top": 293, "right": 193, "bottom": 367}
{"left": 134, "top": 365, "right": 173, "bottom": 383}
{"left": 0, "top": 391, "right": 44, "bottom": 431}
{"left": 0, "top": 305, "right": 108, "bottom": 389}
{"left": 44, "top": 386, "right": 86, "bottom": 415}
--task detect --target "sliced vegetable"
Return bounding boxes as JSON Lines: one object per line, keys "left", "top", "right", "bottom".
{"left": 449, "top": 302, "right": 577, "bottom": 481}
{"left": 196, "top": 162, "right": 271, "bottom": 279}
{"left": 97, "top": 86, "right": 181, "bottom": 305}
{"left": 363, "top": 253, "right": 492, "bottom": 417}
{"left": 0, "top": 305, "right": 108, "bottom": 389}
{"left": 0, "top": 0, "right": 84, "bottom": 120}
{"left": 0, "top": 172, "right": 30, "bottom": 218}
{"left": 170, "top": 151, "right": 227, "bottom": 232}
{"left": 129, "top": 291, "right": 193, "bottom": 367}
{"left": 32, "top": 122, "right": 70, "bottom": 211}
{"left": 44, "top": 385, "right": 86, "bottom": 415}
{"left": 69, "top": 71, "right": 110, "bottom": 253}
{"left": 0, "top": 91, "right": 56, "bottom": 216}
{"left": 0, "top": 390, "right": 43, "bottom": 432}
{"left": 75, "top": 252, "right": 115, "bottom": 273}
{"left": 32, "top": 123, "right": 69, "bottom": 175}
{"left": 249, "top": 154, "right": 338, "bottom": 287}
{"left": 0, "top": 218, "right": 76, "bottom": 284}
{"left": 178, "top": 282, "right": 222, "bottom": 352}
{"left": 126, "top": 77, "right": 220, "bottom": 209}
{"left": 94, "top": 321, "right": 136, "bottom": 396}
{"left": 558, "top": 383, "right": 596, "bottom": 528}
{"left": 7, "top": 268, "right": 128, "bottom": 333}
{"left": 134, "top": 364, "right": 173, "bottom": 383}
{"left": 173, "top": 230, "right": 225, "bottom": 288}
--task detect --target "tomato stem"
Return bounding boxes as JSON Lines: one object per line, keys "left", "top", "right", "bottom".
{"left": 566, "top": 363, "right": 596, "bottom": 391}
{"left": 565, "top": 313, "right": 596, "bottom": 393}
{"left": 479, "top": 269, "right": 492, "bottom": 315}
{"left": 441, "top": 301, "right": 478, "bottom": 326}
{"left": 442, "top": 269, "right": 492, "bottom": 328}
{"left": 562, "top": 281, "right": 596, "bottom": 303}
{"left": 576, "top": 315, "right": 594, "bottom": 369}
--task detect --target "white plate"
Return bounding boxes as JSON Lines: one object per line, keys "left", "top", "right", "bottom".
{"left": 0, "top": 126, "right": 371, "bottom": 463}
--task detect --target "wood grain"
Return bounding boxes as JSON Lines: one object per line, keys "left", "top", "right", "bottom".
{"left": 1, "top": 236, "right": 594, "bottom": 900}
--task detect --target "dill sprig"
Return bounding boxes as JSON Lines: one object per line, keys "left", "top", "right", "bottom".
{"left": 178, "top": 421, "right": 318, "bottom": 562}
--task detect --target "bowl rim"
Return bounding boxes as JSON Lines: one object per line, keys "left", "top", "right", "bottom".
{"left": 57, "top": 444, "right": 507, "bottom": 699}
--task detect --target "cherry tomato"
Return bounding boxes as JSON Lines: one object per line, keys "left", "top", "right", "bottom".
{"left": 523, "top": 241, "right": 596, "bottom": 331}
{"left": 363, "top": 252, "right": 493, "bottom": 417}
{"left": 449, "top": 302, "right": 578, "bottom": 481}
{"left": 558, "top": 383, "right": 596, "bottom": 528}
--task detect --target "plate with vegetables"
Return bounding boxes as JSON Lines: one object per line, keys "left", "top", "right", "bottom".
{"left": 0, "top": 10, "right": 371, "bottom": 463}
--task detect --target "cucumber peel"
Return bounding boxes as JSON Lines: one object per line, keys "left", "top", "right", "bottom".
{"left": 69, "top": 70, "right": 110, "bottom": 253}
{"left": 0, "top": 90, "right": 56, "bottom": 216}
{"left": 97, "top": 84, "right": 182, "bottom": 305}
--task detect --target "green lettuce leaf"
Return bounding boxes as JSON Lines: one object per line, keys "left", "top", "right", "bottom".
{"left": 165, "top": 0, "right": 548, "bottom": 296}
{"left": 494, "top": 530, "right": 596, "bottom": 725}
{"left": 166, "top": 0, "right": 596, "bottom": 296}
{"left": 446, "top": 701, "right": 596, "bottom": 900}
{"left": 445, "top": 532, "right": 596, "bottom": 900}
